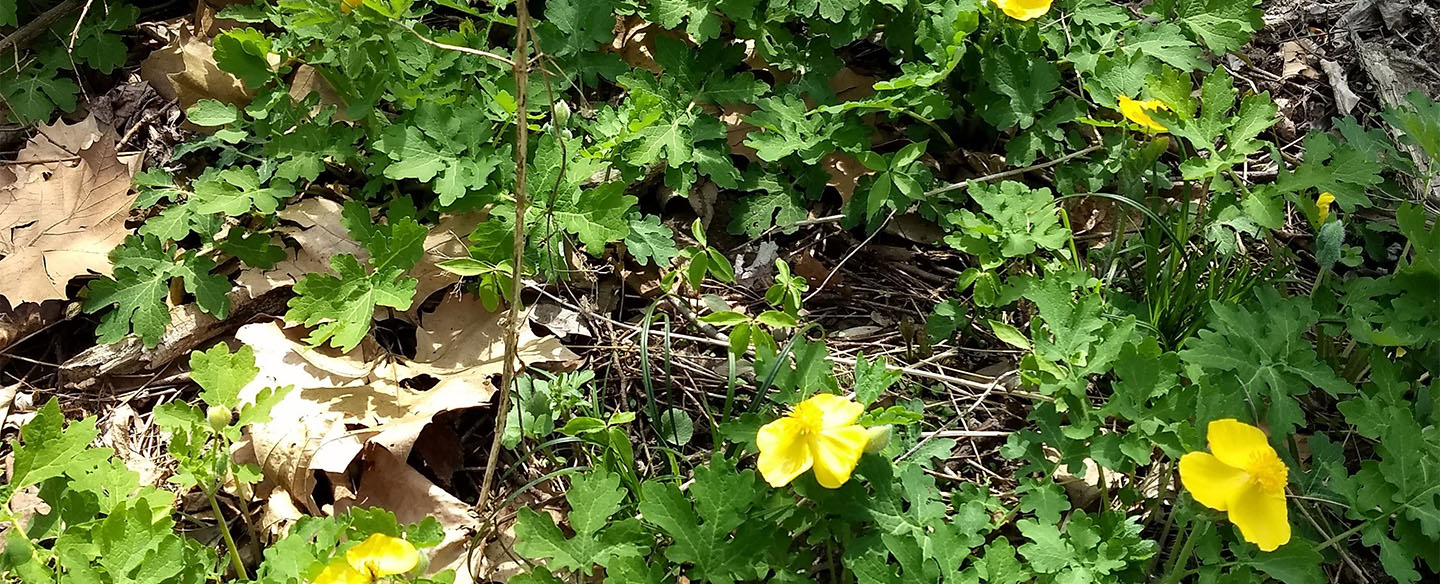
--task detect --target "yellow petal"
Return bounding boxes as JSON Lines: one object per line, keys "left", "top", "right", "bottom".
{"left": 314, "top": 560, "right": 369, "bottom": 584}
{"left": 346, "top": 534, "right": 419, "bottom": 578}
{"left": 993, "top": 0, "right": 1053, "bottom": 20}
{"left": 756, "top": 417, "right": 814, "bottom": 487}
{"left": 1206, "top": 419, "right": 1276, "bottom": 470}
{"left": 1118, "top": 96, "right": 1170, "bottom": 132}
{"left": 1179, "top": 452, "right": 1250, "bottom": 512}
{"left": 1227, "top": 481, "right": 1291, "bottom": 552}
{"left": 805, "top": 393, "right": 865, "bottom": 429}
{"left": 1316, "top": 192, "right": 1335, "bottom": 225}
{"left": 809, "top": 425, "right": 869, "bottom": 489}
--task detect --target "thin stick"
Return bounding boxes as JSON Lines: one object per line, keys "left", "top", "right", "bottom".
{"left": 0, "top": 0, "right": 81, "bottom": 54}
{"left": 476, "top": 1, "right": 532, "bottom": 513}
{"left": 396, "top": 22, "right": 515, "bottom": 67}
{"left": 924, "top": 144, "right": 1102, "bottom": 197}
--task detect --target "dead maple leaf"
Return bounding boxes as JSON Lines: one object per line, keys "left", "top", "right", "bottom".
{"left": 820, "top": 151, "right": 875, "bottom": 204}
{"left": 0, "top": 117, "right": 143, "bottom": 305}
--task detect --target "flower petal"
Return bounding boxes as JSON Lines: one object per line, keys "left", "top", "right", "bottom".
{"left": 810, "top": 425, "right": 869, "bottom": 489}
{"left": 993, "top": 0, "right": 1053, "bottom": 20}
{"left": 805, "top": 393, "right": 865, "bottom": 429}
{"left": 1179, "top": 452, "right": 1250, "bottom": 512}
{"left": 757, "top": 417, "right": 814, "bottom": 487}
{"left": 346, "top": 533, "right": 419, "bottom": 577}
{"left": 1227, "top": 481, "right": 1291, "bottom": 552}
{"left": 314, "top": 560, "right": 370, "bottom": 584}
{"left": 1207, "top": 419, "right": 1276, "bottom": 469}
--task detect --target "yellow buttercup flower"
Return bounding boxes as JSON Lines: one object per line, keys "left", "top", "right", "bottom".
{"left": 756, "top": 393, "right": 869, "bottom": 489}
{"left": 1179, "top": 419, "right": 1292, "bottom": 552}
{"left": 992, "top": 0, "right": 1053, "bottom": 21}
{"left": 314, "top": 562, "right": 369, "bottom": 584}
{"left": 1118, "top": 96, "right": 1171, "bottom": 132}
{"left": 1316, "top": 192, "right": 1336, "bottom": 225}
{"left": 314, "top": 534, "right": 419, "bottom": 584}
{"left": 340, "top": 0, "right": 363, "bottom": 14}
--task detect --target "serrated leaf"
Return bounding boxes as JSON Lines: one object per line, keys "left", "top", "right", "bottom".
{"left": 189, "top": 344, "right": 259, "bottom": 409}
{"left": 624, "top": 214, "right": 679, "bottom": 267}
{"left": 191, "top": 166, "right": 294, "bottom": 215}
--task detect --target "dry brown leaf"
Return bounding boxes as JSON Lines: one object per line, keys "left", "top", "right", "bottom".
{"left": 721, "top": 104, "right": 760, "bottom": 162}
{"left": 829, "top": 67, "right": 877, "bottom": 103}
{"left": 1279, "top": 41, "right": 1318, "bottom": 80}
{"left": 140, "top": 28, "right": 252, "bottom": 109}
{"left": 237, "top": 198, "right": 364, "bottom": 298}
{"left": 529, "top": 300, "right": 592, "bottom": 339}
{"left": 288, "top": 64, "right": 350, "bottom": 120}
{"left": 820, "top": 151, "right": 875, "bottom": 204}
{"left": 608, "top": 16, "right": 665, "bottom": 73}
{"left": 408, "top": 212, "right": 486, "bottom": 310}
{"left": 237, "top": 298, "right": 575, "bottom": 515}
{"left": 336, "top": 447, "right": 481, "bottom": 583}
{"left": 406, "top": 294, "right": 581, "bottom": 385}
{"left": 0, "top": 117, "right": 143, "bottom": 305}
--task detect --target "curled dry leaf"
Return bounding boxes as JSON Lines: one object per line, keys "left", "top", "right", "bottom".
{"left": 336, "top": 447, "right": 482, "bottom": 583}
{"left": 236, "top": 198, "right": 365, "bottom": 298}
{"left": 235, "top": 294, "right": 575, "bottom": 532}
{"left": 408, "top": 212, "right": 486, "bottom": 311}
{"left": 0, "top": 116, "right": 143, "bottom": 306}
{"left": 140, "top": 28, "right": 252, "bottom": 109}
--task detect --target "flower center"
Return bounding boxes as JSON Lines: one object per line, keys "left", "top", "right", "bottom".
{"left": 790, "top": 401, "right": 826, "bottom": 435}
{"left": 1245, "top": 452, "right": 1288, "bottom": 493}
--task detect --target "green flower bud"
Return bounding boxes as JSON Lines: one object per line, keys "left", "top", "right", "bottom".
{"left": 207, "top": 405, "right": 233, "bottom": 432}
{"left": 864, "top": 425, "right": 892, "bottom": 454}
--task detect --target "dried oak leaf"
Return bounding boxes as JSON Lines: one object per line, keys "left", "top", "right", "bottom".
{"left": 0, "top": 117, "right": 143, "bottom": 305}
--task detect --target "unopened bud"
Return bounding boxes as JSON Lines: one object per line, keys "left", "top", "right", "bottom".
{"left": 864, "top": 425, "right": 892, "bottom": 454}
{"left": 553, "top": 100, "right": 572, "bottom": 127}
{"left": 207, "top": 405, "right": 233, "bottom": 432}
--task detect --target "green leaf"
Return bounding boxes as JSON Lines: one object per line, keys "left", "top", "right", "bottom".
{"left": 185, "top": 99, "right": 240, "bottom": 126}
{"left": 1174, "top": 0, "right": 1263, "bottom": 54}
{"left": 699, "top": 311, "right": 749, "bottom": 326}
{"left": 728, "top": 177, "right": 808, "bottom": 238}
{"left": 219, "top": 232, "right": 286, "bottom": 269}
{"left": 191, "top": 166, "right": 295, "bottom": 215}
{"left": 624, "top": 214, "right": 679, "bottom": 267}
{"left": 971, "top": 45, "right": 1060, "bottom": 130}
{"left": 189, "top": 344, "right": 259, "bottom": 409}
{"left": 1246, "top": 543, "right": 1325, "bottom": 584}
{"left": 284, "top": 211, "right": 426, "bottom": 352}
{"left": 5, "top": 399, "right": 101, "bottom": 498}
{"left": 638, "top": 456, "right": 771, "bottom": 583}
{"left": 556, "top": 183, "right": 638, "bottom": 255}
{"left": 854, "top": 352, "right": 903, "bottom": 405}
{"left": 1178, "top": 287, "right": 1352, "bottom": 435}
{"left": 1274, "top": 131, "right": 1383, "bottom": 211}
{"left": 213, "top": 28, "right": 275, "bottom": 89}
{"left": 514, "top": 469, "right": 646, "bottom": 572}
{"left": 656, "top": 408, "right": 694, "bottom": 446}
{"left": 0, "top": 67, "right": 79, "bottom": 122}
{"left": 85, "top": 236, "right": 232, "bottom": 347}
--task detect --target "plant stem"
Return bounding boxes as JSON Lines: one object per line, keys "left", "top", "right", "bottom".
{"left": 477, "top": 0, "right": 533, "bottom": 513}
{"left": 1158, "top": 523, "right": 1196, "bottom": 584}
{"left": 204, "top": 483, "right": 248, "bottom": 579}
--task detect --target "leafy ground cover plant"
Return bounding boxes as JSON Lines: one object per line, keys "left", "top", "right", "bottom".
{"left": 1, "top": 0, "right": 1439, "bottom": 583}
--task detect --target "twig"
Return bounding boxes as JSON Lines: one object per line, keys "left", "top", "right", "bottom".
{"left": 803, "top": 209, "right": 894, "bottom": 304}
{"left": 0, "top": 0, "right": 82, "bottom": 54}
{"left": 396, "top": 22, "right": 515, "bottom": 67}
{"left": 924, "top": 144, "right": 1103, "bottom": 197}
{"left": 477, "top": 2, "right": 532, "bottom": 513}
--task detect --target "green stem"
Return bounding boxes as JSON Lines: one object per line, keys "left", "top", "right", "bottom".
{"left": 1158, "top": 523, "right": 1197, "bottom": 584}
{"left": 204, "top": 483, "right": 248, "bottom": 579}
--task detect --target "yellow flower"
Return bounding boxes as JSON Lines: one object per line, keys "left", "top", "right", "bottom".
{"left": 340, "top": 0, "right": 363, "bottom": 14}
{"left": 314, "top": 534, "right": 420, "bottom": 584}
{"left": 756, "top": 393, "right": 869, "bottom": 489}
{"left": 992, "top": 0, "right": 1053, "bottom": 21}
{"left": 1179, "top": 419, "right": 1291, "bottom": 552}
{"left": 314, "top": 562, "right": 369, "bottom": 584}
{"left": 1118, "top": 96, "right": 1171, "bottom": 132}
{"left": 1316, "top": 192, "right": 1336, "bottom": 225}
